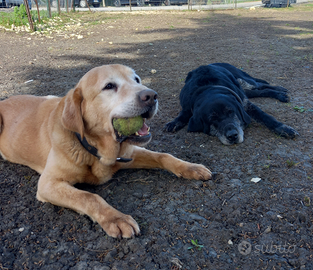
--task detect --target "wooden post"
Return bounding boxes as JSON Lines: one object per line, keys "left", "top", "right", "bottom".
{"left": 57, "top": 0, "right": 60, "bottom": 14}
{"left": 188, "top": 0, "right": 192, "bottom": 10}
{"left": 46, "top": 0, "right": 51, "bottom": 18}
{"left": 85, "top": 0, "right": 92, "bottom": 11}
{"left": 33, "top": 0, "right": 41, "bottom": 23}
{"left": 23, "top": 0, "right": 34, "bottom": 31}
{"left": 72, "top": 0, "right": 76, "bottom": 11}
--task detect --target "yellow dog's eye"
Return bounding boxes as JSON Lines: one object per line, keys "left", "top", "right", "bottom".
{"left": 103, "top": 83, "right": 116, "bottom": 91}
{"left": 135, "top": 76, "right": 140, "bottom": 84}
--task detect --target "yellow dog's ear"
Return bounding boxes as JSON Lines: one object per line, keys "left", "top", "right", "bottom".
{"left": 0, "top": 113, "right": 3, "bottom": 133}
{"left": 61, "top": 87, "right": 84, "bottom": 138}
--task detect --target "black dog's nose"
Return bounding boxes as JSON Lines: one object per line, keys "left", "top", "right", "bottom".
{"left": 226, "top": 129, "right": 238, "bottom": 143}
{"left": 139, "top": 89, "right": 158, "bottom": 106}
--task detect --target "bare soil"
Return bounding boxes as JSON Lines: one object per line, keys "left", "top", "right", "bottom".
{"left": 0, "top": 4, "right": 313, "bottom": 269}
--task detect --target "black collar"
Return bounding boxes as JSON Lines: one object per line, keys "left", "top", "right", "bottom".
{"left": 75, "top": 133, "right": 132, "bottom": 163}
{"left": 217, "top": 85, "right": 244, "bottom": 106}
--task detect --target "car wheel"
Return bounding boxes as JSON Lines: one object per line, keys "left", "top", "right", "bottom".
{"left": 114, "top": 0, "right": 121, "bottom": 6}
{"left": 79, "top": 0, "right": 87, "bottom": 7}
{"left": 165, "top": 0, "right": 170, "bottom": 5}
{"left": 136, "top": 0, "right": 144, "bottom": 6}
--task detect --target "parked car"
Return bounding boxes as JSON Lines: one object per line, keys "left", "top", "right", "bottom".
{"left": 164, "top": 0, "right": 184, "bottom": 5}
{"left": 164, "top": 0, "right": 206, "bottom": 5}
{"left": 113, "top": 0, "right": 204, "bottom": 6}
{"left": 148, "top": 0, "right": 163, "bottom": 5}
{"left": 51, "top": 0, "right": 100, "bottom": 8}
{"left": 114, "top": 0, "right": 146, "bottom": 6}
{"left": 4, "top": 0, "right": 24, "bottom": 7}
{"left": 262, "top": 0, "right": 295, "bottom": 7}
{"left": 74, "top": 0, "right": 100, "bottom": 7}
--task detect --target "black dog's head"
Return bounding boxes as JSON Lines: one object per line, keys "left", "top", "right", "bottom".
{"left": 188, "top": 90, "right": 251, "bottom": 145}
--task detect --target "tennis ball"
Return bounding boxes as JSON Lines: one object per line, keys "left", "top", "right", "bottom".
{"left": 113, "top": 116, "right": 144, "bottom": 136}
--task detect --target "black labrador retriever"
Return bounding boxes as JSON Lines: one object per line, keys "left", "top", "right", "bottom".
{"left": 165, "top": 63, "right": 298, "bottom": 145}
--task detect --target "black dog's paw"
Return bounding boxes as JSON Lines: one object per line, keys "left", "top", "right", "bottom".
{"left": 277, "top": 92, "right": 290, "bottom": 103}
{"left": 164, "top": 121, "right": 185, "bottom": 133}
{"left": 275, "top": 124, "right": 299, "bottom": 139}
{"left": 164, "top": 121, "right": 176, "bottom": 132}
{"left": 275, "top": 86, "right": 289, "bottom": 92}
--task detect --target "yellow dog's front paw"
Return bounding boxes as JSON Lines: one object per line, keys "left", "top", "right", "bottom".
{"left": 176, "top": 163, "right": 212, "bottom": 180}
{"left": 99, "top": 212, "right": 140, "bottom": 239}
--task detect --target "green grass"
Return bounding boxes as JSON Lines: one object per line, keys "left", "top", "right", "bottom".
{"left": 0, "top": 5, "right": 123, "bottom": 32}
{"left": 0, "top": 4, "right": 60, "bottom": 30}
{"left": 304, "top": 196, "right": 310, "bottom": 206}
{"left": 294, "top": 105, "right": 313, "bottom": 113}
{"left": 188, "top": 239, "right": 204, "bottom": 251}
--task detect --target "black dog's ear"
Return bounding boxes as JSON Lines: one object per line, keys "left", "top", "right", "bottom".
{"left": 188, "top": 115, "right": 204, "bottom": 132}
{"left": 236, "top": 103, "right": 251, "bottom": 127}
{"left": 185, "top": 71, "right": 193, "bottom": 83}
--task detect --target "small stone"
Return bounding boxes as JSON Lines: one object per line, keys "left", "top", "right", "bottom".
{"left": 251, "top": 177, "right": 261, "bottom": 183}
{"left": 264, "top": 225, "right": 271, "bottom": 233}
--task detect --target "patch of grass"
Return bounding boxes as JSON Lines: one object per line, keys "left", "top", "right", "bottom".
{"left": 303, "top": 54, "right": 313, "bottom": 62}
{"left": 294, "top": 105, "right": 306, "bottom": 113}
{"left": 188, "top": 239, "right": 204, "bottom": 251}
{"left": 294, "top": 105, "right": 313, "bottom": 113}
{"left": 303, "top": 196, "right": 310, "bottom": 206}
{"left": 0, "top": 5, "right": 27, "bottom": 27}
{"left": 286, "top": 160, "right": 300, "bottom": 168}
{"left": 0, "top": 4, "right": 60, "bottom": 30}
{"left": 0, "top": 8, "right": 123, "bottom": 33}
{"left": 299, "top": 31, "right": 313, "bottom": 36}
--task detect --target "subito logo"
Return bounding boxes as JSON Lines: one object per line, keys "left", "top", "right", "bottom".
{"left": 238, "top": 240, "right": 252, "bottom": 255}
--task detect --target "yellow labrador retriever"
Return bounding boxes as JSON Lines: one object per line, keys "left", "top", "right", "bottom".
{"left": 0, "top": 64, "right": 211, "bottom": 239}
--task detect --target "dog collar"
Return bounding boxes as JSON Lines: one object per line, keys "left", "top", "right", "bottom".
{"left": 218, "top": 86, "right": 244, "bottom": 106}
{"left": 75, "top": 133, "right": 132, "bottom": 163}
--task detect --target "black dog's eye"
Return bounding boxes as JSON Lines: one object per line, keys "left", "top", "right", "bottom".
{"left": 224, "top": 107, "right": 233, "bottom": 115}
{"left": 135, "top": 76, "right": 140, "bottom": 84}
{"left": 103, "top": 83, "right": 116, "bottom": 91}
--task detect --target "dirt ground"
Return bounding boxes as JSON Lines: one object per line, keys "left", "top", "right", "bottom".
{"left": 1, "top": 3, "right": 313, "bottom": 269}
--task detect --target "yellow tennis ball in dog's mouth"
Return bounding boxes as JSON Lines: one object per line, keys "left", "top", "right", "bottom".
{"left": 113, "top": 116, "right": 144, "bottom": 136}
